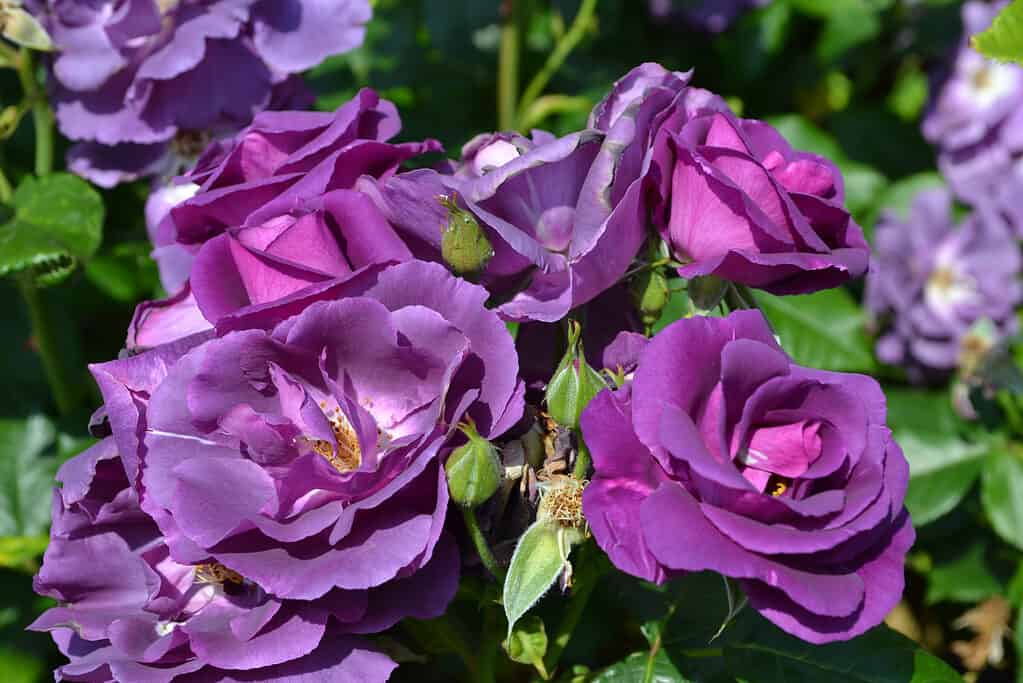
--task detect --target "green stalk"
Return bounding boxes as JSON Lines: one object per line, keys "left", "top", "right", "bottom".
{"left": 477, "top": 606, "right": 500, "bottom": 683}
{"left": 497, "top": 1, "right": 525, "bottom": 130}
{"left": 18, "top": 279, "right": 76, "bottom": 416}
{"left": 515, "top": 0, "right": 597, "bottom": 129}
{"left": 14, "top": 50, "right": 54, "bottom": 176}
{"left": 573, "top": 439, "right": 591, "bottom": 479}
{"left": 544, "top": 542, "right": 605, "bottom": 674}
{"left": 462, "top": 506, "right": 506, "bottom": 581}
{"left": 0, "top": 166, "right": 11, "bottom": 202}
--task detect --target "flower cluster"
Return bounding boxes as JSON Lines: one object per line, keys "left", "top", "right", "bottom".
{"left": 34, "top": 60, "right": 912, "bottom": 680}
{"left": 26, "top": 0, "right": 371, "bottom": 186}
{"left": 923, "top": 1, "right": 1023, "bottom": 212}
{"left": 869, "top": 1, "right": 1023, "bottom": 380}
{"left": 866, "top": 188, "right": 1021, "bottom": 381}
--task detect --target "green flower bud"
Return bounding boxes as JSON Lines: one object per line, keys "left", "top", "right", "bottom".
{"left": 545, "top": 321, "right": 606, "bottom": 429}
{"left": 439, "top": 194, "right": 493, "bottom": 277}
{"left": 630, "top": 267, "right": 670, "bottom": 327}
{"left": 445, "top": 420, "right": 502, "bottom": 508}
{"left": 1, "top": 5, "right": 53, "bottom": 52}
{"left": 688, "top": 274, "right": 728, "bottom": 313}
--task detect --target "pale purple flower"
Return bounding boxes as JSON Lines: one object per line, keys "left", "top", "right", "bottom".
{"left": 132, "top": 90, "right": 441, "bottom": 349}
{"left": 923, "top": 1, "right": 1023, "bottom": 205}
{"left": 92, "top": 261, "right": 522, "bottom": 608}
{"left": 582, "top": 310, "right": 913, "bottom": 644}
{"left": 648, "top": 0, "right": 771, "bottom": 33}
{"left": 31, "top": 438, "right": 412, "bottom": 682}
{"left": 865, "top": 188, "right": 1021, "bottom": 380}
{"left": 27, "top": 0, "right": 370, "bottom": 186}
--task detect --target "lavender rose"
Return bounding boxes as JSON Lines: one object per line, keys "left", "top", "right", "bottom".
{"left": 865, "top": 188, "right": 1021, "bottom": 380}
{"left": 31, "top": 438, "right": 416, "bottom": 682}
{"left": 648, "top": 0, "right": 770, "bottom": 33}
{"left": 647, "top": 103, "right": 869, "bottom": 294}
{"left": 922, "top": 1, "right": 1023, "bottom": 204}
{"left": 132, "top": 90, "right": 441, "bottom": 349}
{"left": 27, "top": 0, "right": 370, "bottom": 186}
{"left": 367, "top": 67, "right": 709, "bottom": 322}
{"left": 92, "top": 262, "right": 522, "bottom": 606}
{"left": 581, "top": 310, "right": 913, "bottom": 644}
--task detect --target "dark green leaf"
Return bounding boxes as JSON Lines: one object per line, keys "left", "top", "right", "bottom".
{"left": 725, "top": 620, "right": 961, "bottom": 683}
{"left": 972, "top": 0, "right": 1023, "bottom": 64}
{"left": 0, "top": 173, "right": 104, "bottom": 287}
{"left": 755, "top": 288, "right": 875, "bottom": 373}
{"left": 0, "top": 414, "right": 57, "bottom": 537}
{"left": 886, "top": 388, "right": 988, "bottom": 525}
{"left": 981, "top": 450, "right": 1023, "bottom": 550}
{"left": 926, "top": 540, "right": 1004, "bottom": 604}
{"left": 592, "top": 651, "right": 689, "bottom": 683}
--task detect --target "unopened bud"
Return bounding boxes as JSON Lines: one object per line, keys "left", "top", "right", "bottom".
{"left": 1, "top": 6, "right": 53, "bottom": 52}
{"left": 445, "top": 420, "right": 502, "bottom": 508}
{"left": 688, "top": 274, "right": 728, "bottom": 313}
{"left": 545, "top": 321, "right": 606, "bottom": 429}
{"left": 631, "top": 268, "right": 670, "bottom": 326}
{"left": 439, "top": 194, "right": 493, "bottom": 277}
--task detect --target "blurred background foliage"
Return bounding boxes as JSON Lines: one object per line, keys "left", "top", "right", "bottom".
{"left": 1, "top": 0, "right": 1017, "bottom": 680}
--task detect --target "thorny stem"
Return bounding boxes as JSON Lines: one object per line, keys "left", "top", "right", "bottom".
{"left": 462, "top": 506, "right": 506, "bottom": 581}
{"left": 516, "top": 0, "right": 598, "bottom": 129}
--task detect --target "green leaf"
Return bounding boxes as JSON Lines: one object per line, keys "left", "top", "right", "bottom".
{"left": 725, "top": 620, "right": 962, "bottom": 683}
{"left": 0, "top": 535, "right": 48, "bottom": 573}
{"left": 592, "top": 651, "right": 689, "bottom": 683}
{"left": 0, "top": 173, "right": 104, "bottom": 287}
{"left": 886, "top": 389, "right": 989, "bottom": 526}
{"left": 0, "top": 414, "right": 57, "bottom": 537}
{"left": 765, "top": 115, "right": 843, "bottom": 161}
{"left": 982, "top": 450, "right": 1023, "bottom": 550}
{"left": 503, "top": 521, "right": 564, "bottom": 637}
{"left": 504, "top": 615, "right": 549, "bottom": 678}
{"left": 755, "top": 288, "right": 875, "bottom": 373}
{"left": 926, "top": 540, "right": 1004, "bottom": 604}
{"left": 973, "top": 0, "right": 1023, "bottom": 64}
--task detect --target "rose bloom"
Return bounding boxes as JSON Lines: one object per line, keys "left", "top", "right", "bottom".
{"left": 131, "top": 90, "right": 441, "bottom": 350}
{"left": 922, "top": 1, "right": 1023, "bottom": 204}
{"left": 582, "top": 310, "right": 913, "bottom": 643}
{"left": 367, "top": 68, "right": 696, "bottom": 322}
{"left": 26, "top": 0, "right": 370, "bottom": 186}
{"left": 653, "top": 112, "right": 867, "bottom": 293}
{"left": 92, "top": 261, "right": 523, "bottom": 620}
{"left": 865, "top": 188, "right": 1021, "bottom": 381}
{"left": 31, "top": 438, "right": 427, "bottom": 682}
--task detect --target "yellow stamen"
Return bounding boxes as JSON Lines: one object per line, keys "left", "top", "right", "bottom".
{"left": 307, "top": 404, "right": 362, "bottom": 473}
{"left": 194, "top": 563, "right": 243, "bottom": 585}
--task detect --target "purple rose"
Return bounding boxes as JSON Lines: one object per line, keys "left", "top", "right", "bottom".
{"left": 581, "top": 310, "right": 913, "bottom": 643}
{"left": 650, "top": 106, "right": 869, "bottom": 294}
{"left": 31, "top": 438, "right": 413, "bottom": 682}
{"left": 133, "top": 90, "right": 441, "bottom": 349}
{"left": 28, "top": 0, "right": 370, "bottom": 186}
{"left": 92, "top": 262, "right": 522, "bottom": 606}
{"left": 370, "top": 68, "right": 704, "bottom": 323}
{"left": 865, "top": 188, "right": 1021, "bottom": 380}
{"left": 648, "top": 0, "right": 771, "bottom": 33}
{"left": 923, "top": 1, "right": 1023, "bottom": 203}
